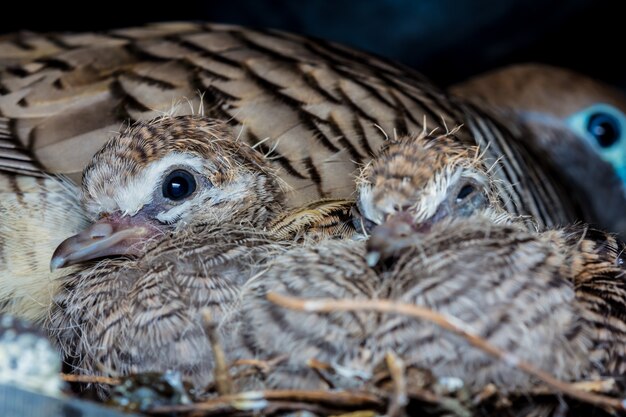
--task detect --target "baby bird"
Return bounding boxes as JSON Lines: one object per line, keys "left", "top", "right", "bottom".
{"left": 50, "top": 115, "right": 283, "bottom": 270}
{"left": 241, "top": 129, "right": 626, "bottom": 393}
{"left": 243, "top": 217, "right": 626, "bottom": 391}
{"left": 44, "top": 115, "right": 298, "bottom": 396}
{"left": 355, "top": 131, "right": 517, "bottom": 265}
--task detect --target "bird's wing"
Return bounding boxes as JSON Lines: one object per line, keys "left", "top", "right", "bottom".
{"left": 0, "top": 22, "right": 466, "bottom": 207}
{"left": 267, "top": 198, "right": 356, "bottom": 241}
{"left": 562, "top": 227, "right": 626, "bottom": 376}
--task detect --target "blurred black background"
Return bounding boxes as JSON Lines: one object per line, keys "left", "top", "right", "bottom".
{"left": 1, "top": 0, "right": 622, "bottom": 88}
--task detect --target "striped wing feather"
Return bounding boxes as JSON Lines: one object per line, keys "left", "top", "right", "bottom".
{"left": 0, "top": 22, "right": 577, "bottom": 227}
{"left": 0, "top": 22, "right": 462, "bottom": 208}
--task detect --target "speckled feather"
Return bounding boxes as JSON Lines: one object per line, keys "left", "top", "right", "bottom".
{"left": 0, "top": 23, "right": 579, "bottom": 229}
{"left": 48, "top": 223, "right": 286, "bottom": 396}
{"left": 242, "top": 217, "right": 626, "bottom": 391}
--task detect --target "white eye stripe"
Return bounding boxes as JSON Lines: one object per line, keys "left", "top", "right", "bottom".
{"left": 118, "top": 154, "right": 205, "bottom": 214}
{"left": 358, "top": 166, "right": 489, "bottom": 223}
{"left": 87, "top": 153, "right": 206, "bottom": 215}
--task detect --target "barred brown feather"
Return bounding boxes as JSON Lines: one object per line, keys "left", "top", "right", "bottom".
{"left": 48, "top": 223, "right": 286, "bottom": 396}
{"left": 243, "top": 217, "right": 626, "bottom": 391}
{"left": 0, "top": 23, "right": 579, "bottom": 228}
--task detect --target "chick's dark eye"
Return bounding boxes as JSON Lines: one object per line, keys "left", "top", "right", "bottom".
{"left": 587, "top": 112, "right": 621, "bottom": 148}
{"left": 162, "top": 170, "right": 196, "bottom": 201}
{"left": 456, "top": 184, "right": 475, "bottom": 202}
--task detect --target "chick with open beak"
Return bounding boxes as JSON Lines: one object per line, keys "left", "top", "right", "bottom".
{"left": 355, "top": 131, "right": 515, "bottom": 266}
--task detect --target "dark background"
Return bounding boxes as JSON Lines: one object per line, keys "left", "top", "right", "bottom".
{"left": 1, "top": 0, "right": 622, "bottom": 88}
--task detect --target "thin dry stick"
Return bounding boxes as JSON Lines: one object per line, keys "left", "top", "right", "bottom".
{"left": 229, "top": 355, "right": 287, "bottom": 375}
{"left": 202, "top": 309, "right": 233, "bottom": 395}
{"left": 225, "top": 356, "right": 288, "bottom": 387}
{"left": 385, "top": 352, "right": 408, "bottom": 417}
{"left": 60, "top": 373, "right": 121, "bottom": 385}
{"left": 307, "top": 358, "right": 338, "bottom": 389}
{"left": 267, "top": 292, "right": 626, "bottom": 412}
{"left": 148, "top": 389, "right": 384, "bottom": 414}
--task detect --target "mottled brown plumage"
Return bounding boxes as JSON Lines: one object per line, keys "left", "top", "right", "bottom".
{"left": 242, "top": 216, "right": 626, "bottom": 392}
{"left": 268, "top": 198, "right": 355, "bottom": 242}
{"left": 0, "top": 114, "right": 355, "bottom": 324}
{"left": 43, "top": 113, "right": 356, "bottom": 396}
{"left": 0, "top": 23, "right": 582, "bottom": 231}
{"left": 49, "top": 223, "right": 284, "bottom": 396}
{"left": 242, "top": 126, "right": 626, "bottom": 392}
{"left": 355, "top": 131, "right": 519, "bottom": 263}
{"left": 0, "top": 175, "right": 88, "bottom": 321}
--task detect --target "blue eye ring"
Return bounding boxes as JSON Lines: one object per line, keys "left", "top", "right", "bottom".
{"left": 587, "top": 112, "right": 621, "bottom": 148}
{"left": 162, "top": 170, "right": 197, "bottom": 201}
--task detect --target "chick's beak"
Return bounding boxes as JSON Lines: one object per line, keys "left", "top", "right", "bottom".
{"left": 365, "top": 202, "right": 450, "bottom": 267}
{"left": 366, "top": 211, "right": 417, "bottom": 267}
{"left": 50, "top": 213, "right": 160, "bottom": 271}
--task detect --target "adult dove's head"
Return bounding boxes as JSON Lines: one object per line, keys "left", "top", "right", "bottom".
{"left": 50, "top": 115, "right": 283, "bottom": 270}
{"left": 452, "top": 63, "right": 626, "bottom": 235}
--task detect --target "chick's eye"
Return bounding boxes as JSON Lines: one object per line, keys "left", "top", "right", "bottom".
{"left": 456, "top": 184, "right": 475, "bottom": 202}
{"left": 162, "top": 170, "right": 196, "bottom": 201}
{"left": 587, "top": 112, "right": 621, "bottom": 148}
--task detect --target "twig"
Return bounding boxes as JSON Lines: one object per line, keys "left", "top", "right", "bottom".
{"left": 530, "top": 379, "right": 618, "bottom": 395}
{"left": 147, "top": 389, "right": 384, "bottom": 414}
{"left": 267, "top": 292, "right": 626, "bottom": 412}
{"left": 202, "top": 309, "right": 233, "bottom": 395}
{"left": 307, "top": 358, "right": 338, "bottom": 389}
{"left": 229, "top": 359, "right": 273, "bottom": 375}
{"left": 330, "top": 411, "right": 377, "bottom": 417}
{"left": 60, "top": 373, "right": 121, "bottom": 385}
{"left": 472, "top": 383, "right": 498, "bottom": 404}
{"left": 385, "top": 352, "right": 408, "bottom": 417}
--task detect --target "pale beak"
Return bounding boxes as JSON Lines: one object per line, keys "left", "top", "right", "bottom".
{"left": 366, "top": 211, "right": 416, "bottom": 267}
{"left": 365, "top": 203, "right": 450, "bottom": 267}
{"left": 50, "top": 214, "right": 160, "bottom": 271}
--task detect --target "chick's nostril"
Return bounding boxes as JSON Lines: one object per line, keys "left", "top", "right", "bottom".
{"left": 393, "top": 222, "right": 413, "bottom": 238}
{"left": 89, "top": 223, "right": 114, "bottom": 239}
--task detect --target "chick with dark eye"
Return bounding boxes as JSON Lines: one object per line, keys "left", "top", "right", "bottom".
{"left": 162, "top": 170, "right": 196, "bottom": 201}
{"left": 364, "top": 179, "right": 489, "bottom": 267}
{"left": 453, "top": 180, "right": 488, "bottom": 217}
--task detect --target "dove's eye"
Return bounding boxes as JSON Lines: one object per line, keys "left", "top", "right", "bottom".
{"left": 162, "top": 170, "right": 196, "bottom": 201}
{"left": 587, "top": 112, "right": 621, "bottom": 148}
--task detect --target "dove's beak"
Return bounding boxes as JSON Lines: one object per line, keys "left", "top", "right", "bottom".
{"left": 365, "top": 205, "right": 450, "bottom": 267}
{"left": 365, "top": 211, "right": 417, "bottom": 267}
{"left": 50, "top": 213, "right": 160, "bottom": 271}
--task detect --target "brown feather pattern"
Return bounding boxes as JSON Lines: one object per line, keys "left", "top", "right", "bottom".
{"left": 0, "top": 23, "right": 579, "bottom": 228}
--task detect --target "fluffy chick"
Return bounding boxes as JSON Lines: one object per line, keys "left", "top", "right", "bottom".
{"left": 242, "top": 216, "right": 626, "bottom": 392}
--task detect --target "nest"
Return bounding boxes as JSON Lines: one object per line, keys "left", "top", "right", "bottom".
{"left": 61, "top": 293, "right": 626, "bottom": 417}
